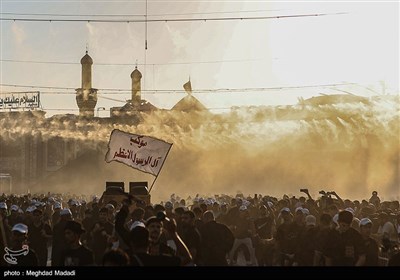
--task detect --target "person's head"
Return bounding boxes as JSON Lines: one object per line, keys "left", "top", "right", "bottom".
{"left": 280, "top": 208, "right": 292, "bottom": 222}
{"left": 203, "top": 210, "right": 215, "bottom": 223}
{"left": 102, "top": 249, "right": 130, "bottom": 266}
{"left": 146, "top": 216, "right": 162, "bottom": 242}
{"left": 10, "top": 205, "right": 19, "bottom": 216}
{"left": 153, "top": 204, "right": 165, "bottom": 214}
{"left": 327, "top": 204, "right": 338, "bottom": 217}
{"left": 60, "top": 208, "right": 73, "bottom": 221}
{"left": 361, "top": 200, "right": 369, "bottom": 208}
{"left": 338, "top": 210, "right": 353, "bottom": 233}
{"left": 378, "top": 212, "right": 389, "bottom": 225}
{"left": 64, "top": 220, "right": 85, "bottom": 245}
{"left": 174, "top": 207, "right": 185, "bottom": 221}
{"left": 199, "top": 203, "right": 208, "bottom": 213}
{"left": 259, "top": 205, "right": 267, "bottom": 216}
{"left": 99, "top": 207, "right": 108, "bottom": 222}
{"left": 192, "top": 207, "right": 203, "bottom": 219}
{"left": 220, "top": 203, "right": 228, "bottom": 213}
{"left": 0, "top": 202, "right": 7, "bottom": 217}
{"left": 32, "top": 208, "right": 43, "bottom": 223}
{"left": 359, "top": 218, "right": 373, "bottom": 237}
{"left": 53, "top": 202, "right": 62, "bottom": 212}
{"left": 239, "top": 205, "right": 249, "bottom": 218}
{"left": 164, "top": 201, "right": 173, "bottom": 213}
{"left": 105, "top": 203, "right": 116, "bottom": 218}
{"left": 130, "top": 225, "right": 150, "bottom": 252}
{"left": 320, "top": 213, "right": 332, "bottom": 227}
{"left": 11, "top": 223, "right": 28, "bottom": 247}
{"left": 294, "top": 207, "right": 306, "bottom": 224}
{"left": 131, "top": 207, "right": 145, "bottom": 221}
{"left": 372, "top": 191, "right": 378, "bottom": 197}
{"left": 181, "top": 210, "right": 195, "bottom": 227}
{"left": 305, "top": 215, "right": 317, "bottom": 228}
{"left": 212, "top": 202, "right": 220, "bottom": 211}
{"left": 351, "top": 217, "right": 360, "bottom": 231}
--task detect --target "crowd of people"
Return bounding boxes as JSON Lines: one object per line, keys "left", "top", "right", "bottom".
{"left": 0, "top": 189, "right": 399, "bottom": 266}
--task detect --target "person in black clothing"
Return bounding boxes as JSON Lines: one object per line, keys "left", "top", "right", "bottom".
{"left": 51, "top": 208, "right": 72, "bottom": 266}
{"left": 89, "top": 207, "right": 114, "bottom": 265}
{"left": 275, "top": 208, "right": 305, "bottom": 266}
{"left": 102, "top": 249, "right": 130, "bottom": 266}
{"left": 294, "top": 215, "right": 319, "bottom": 266}
{"left": 200, "top": 210, "right": 234, "bottom": 266}
{"left": 6, "top": 223, "right": 38, "bottom": 266}
{"left": 60, "top": 220, "right": 94, "bottom": 266}
{"left": 27, "top": 208, "right": 52, "bottom": 266}
{"left": 254, "top": 205, "right": 275, "bottom": 239}
{"left": 359, "top": 218, "right": 379, "bottom": 266}
{"left": 8, "top": 205, "right": 24, "bottom": 227}
{"left": 323, "top": 210, "right": 366, "bottom": 266}
{"left": 0, "top": 202, "right": 11, "bottom": 247}
{"left": 388, "top": 251, "right": 400, "bottom": 266}
{"left": 51, "top": 202, "right": 62, "bottom": 227}
{"left": 314, "top": 213, "right": 333, "bottom": 266}
{"left": 253, "top": 204, "right": 276, "bottom": 266}
{"left": 192, "top": 207, "right": 204, "bottom": 230}
{"left": 179, "top": 210, "right": 202, "bottom": 265}
{"left": 81, "top": 209, "right": 95, "bottom": 246}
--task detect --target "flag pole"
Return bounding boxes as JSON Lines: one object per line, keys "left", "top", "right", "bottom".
{"left": 149, "top": 144, "right": 172, "bottom": 194}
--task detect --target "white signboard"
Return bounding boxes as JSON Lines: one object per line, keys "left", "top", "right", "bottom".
{"left": 105, "top": 129, "right": 172, "bottom": 176}
{"left": 0, "top": 92, "right": 40, "bottom": 110}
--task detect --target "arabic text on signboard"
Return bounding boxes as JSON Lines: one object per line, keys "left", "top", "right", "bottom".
{"left": 0, "top": 92, "right": 40, "bottom": 110}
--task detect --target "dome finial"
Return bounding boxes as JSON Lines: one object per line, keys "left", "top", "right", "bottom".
{"left": 86, "top": 43, "right": 89, "bottom": 54}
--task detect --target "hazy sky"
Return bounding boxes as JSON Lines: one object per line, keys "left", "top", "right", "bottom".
{"left": 1, "top": 0, "right": 399, "bottom": 116}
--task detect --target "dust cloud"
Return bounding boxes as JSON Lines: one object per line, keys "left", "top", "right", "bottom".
{"left": 0, "top": 95, "right": 399, "bottom": 202}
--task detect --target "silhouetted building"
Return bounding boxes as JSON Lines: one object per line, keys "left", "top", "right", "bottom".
{"left": 76, "top": 51, "right": 98, "bottom": 117}
{"left": 171, "top": 79, "right": 207, "bottom": 112}
{"left": 110, "top": 66, "right": 158, "bottom": 119}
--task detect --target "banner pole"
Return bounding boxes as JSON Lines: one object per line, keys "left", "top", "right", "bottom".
{"left": 149, "top": 144, "right": 172, "bottom": 193}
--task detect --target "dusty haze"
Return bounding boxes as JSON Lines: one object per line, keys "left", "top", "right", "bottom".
{"left": 0, "top": 95, "right": 399, "bottom": 202}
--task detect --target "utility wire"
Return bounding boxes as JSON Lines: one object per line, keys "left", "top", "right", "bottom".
{"left": 0, "top": 9, "right": 285, "bottom": 18}
{"left": 0, "top": 13, "right": 346, "bottom": 23}
{"left": 0, "top": 58, "right": 260, "bottom": 66}
{"left": 0, "top": 82, "right": 357, "bottom": 93}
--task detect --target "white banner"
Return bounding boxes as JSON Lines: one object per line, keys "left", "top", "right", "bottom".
{"left": 0, "top": 91, "right": 40, "bottom": 110}
{"left": 105, "top": 129, "right": 172, "bottom": 176}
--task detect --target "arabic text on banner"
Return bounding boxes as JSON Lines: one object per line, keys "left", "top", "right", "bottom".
{"left": 105, "top": 129, "right": 172, "bottom": 176}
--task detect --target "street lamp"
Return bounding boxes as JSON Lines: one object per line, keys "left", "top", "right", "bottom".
{"left": 96, "top": 107, "right": 106, "bottom": 117}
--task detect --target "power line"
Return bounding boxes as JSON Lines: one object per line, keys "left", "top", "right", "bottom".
{"left": 0, "top": 82, "right": 357, "bottom": 94}
{"left": 0, "top": 9, "right": 284, "bottom": 18}
{"left": 16, "top": 107, "right": 249, "bottom": 113}
{"left": 98, "top": 95, "right": 126, "bottom": 103}
{"left": 0, "top": 12, "right": 346, "bottom": 23}
{"left": 0, "top": 58, "right": 260, "bottom": 66}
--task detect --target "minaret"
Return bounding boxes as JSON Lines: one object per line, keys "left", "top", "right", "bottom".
{"left": 76, "top": 50, "right": 97, "bottom": 117}
{"left": 130, "top": 65, "right": 142, "bottom": 109}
